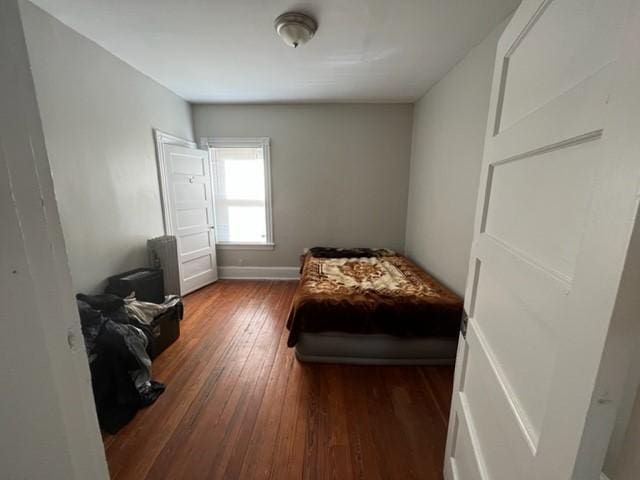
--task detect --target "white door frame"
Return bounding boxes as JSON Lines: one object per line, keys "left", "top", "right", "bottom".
{"left": 154, "top": 128, "right": 198, "bottom": 235}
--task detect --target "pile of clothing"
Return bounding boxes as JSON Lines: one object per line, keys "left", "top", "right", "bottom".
{"left": 76, "top": 293, "right": 176, "bottom": 433}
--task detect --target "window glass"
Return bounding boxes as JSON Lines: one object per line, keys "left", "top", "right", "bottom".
{"left": 211, "top": 143, "right": 271, "bottom": 245}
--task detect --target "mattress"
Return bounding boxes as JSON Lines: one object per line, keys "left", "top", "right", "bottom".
{"left": 286, "top": 248, "right": 463, "bottom": 347}
{"left": 295, "top": 331, "right": 458, "bottom": 365}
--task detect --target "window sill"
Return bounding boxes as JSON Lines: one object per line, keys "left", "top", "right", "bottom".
{"left": 216, "top": 243, "right": 275, "bottom": 251}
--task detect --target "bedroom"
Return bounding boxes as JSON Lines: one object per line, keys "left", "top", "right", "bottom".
{"left": 2, "top": 0, "right": 640, "bottom": 479}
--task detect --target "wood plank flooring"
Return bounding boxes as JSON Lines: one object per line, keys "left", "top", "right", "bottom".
{"left": 103, "top": 280, "right": 455, "bottom": 480}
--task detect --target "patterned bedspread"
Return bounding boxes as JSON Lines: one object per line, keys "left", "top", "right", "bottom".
{"left": 286, "top": 249, "right": 463, "bottom": 347}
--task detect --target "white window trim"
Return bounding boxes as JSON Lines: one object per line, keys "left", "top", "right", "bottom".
{"left": 216, "top": 242, "right": 275, "bottom": 251}
{"left": 199, "top": 137, "right": 274, "bottom": 250}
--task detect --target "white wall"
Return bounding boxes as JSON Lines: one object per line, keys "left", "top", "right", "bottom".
{"left": 20, "top": 1, "right": 194, "bottom": 293}
{"left": 192, "top": 104, "right": 414, "bottom": 268}
{"left": 404, "top": 20, "right": 507, "bottom": 295}
{"left": 2, "top": 1, "right": 107, "bottom": 477}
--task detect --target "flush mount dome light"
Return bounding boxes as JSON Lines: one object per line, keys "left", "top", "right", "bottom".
{"left": 274, "top": 12, "right": 317, "bottom": 48}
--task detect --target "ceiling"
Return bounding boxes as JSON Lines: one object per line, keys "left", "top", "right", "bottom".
{"left": 29, "top": 0, "right": 520, "bottom": 103}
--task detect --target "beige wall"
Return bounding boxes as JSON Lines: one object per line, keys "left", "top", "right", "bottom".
{"left": 20, "top": 1, "right": 194, "bottom": 293}
{"left": 404, "top": 20, "right": 506, "bottom": 296}
{"left": 192, "top": 104, "right": 413, "bottom": 268}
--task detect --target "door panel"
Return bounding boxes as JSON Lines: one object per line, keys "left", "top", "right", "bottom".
{"left": 182, "top": 254, "right": 215, "bottom": 279}
{"left": 170, "top": 153, "right": 206, "bottom": 175}
{"left": 445, "top": 0, "right": 640, "bottom": 479}
{"left": 497, "top": 0, "right": 627, "bottom": 132}
{"left": 484, "top": 138, "right": 600, "bottom": 278}
{"left": 472, "top": 260, "right": 557, "bottom": 441}
{"left": 176, "top": 208, "right": 209, "bottom": 230}
{"left": 173, "top": 182, "right": 208, "bottom": 204}
{"left": 464, "top": 325, "right": 534, "bottom": 476}
{"left": 180, "top": 231, "right": 212, "bottom": 256}
{"left": 449, "top": 407, "right": 486, "bottom": 480}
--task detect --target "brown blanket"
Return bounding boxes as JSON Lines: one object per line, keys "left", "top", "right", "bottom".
{"left": 286, "top": 251, "right": 463, "bottom": 347}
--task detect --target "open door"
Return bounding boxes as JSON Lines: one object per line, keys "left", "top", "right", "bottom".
{"left": 444, "top": 1, "right": 640, "bottom": 479}
{"left": 156, "top": 131, "right": 218, "bottom": 295}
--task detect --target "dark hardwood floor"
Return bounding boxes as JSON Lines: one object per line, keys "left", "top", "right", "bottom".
{"left": 103, "top": 280, "right": 454, "bottom": 480}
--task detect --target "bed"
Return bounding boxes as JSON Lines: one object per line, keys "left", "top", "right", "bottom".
{"left": 286, "top": 248, "right": 463, "bottom": 365}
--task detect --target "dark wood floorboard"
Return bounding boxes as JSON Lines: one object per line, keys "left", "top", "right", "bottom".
{"left": 103, "top": 280, "right": 455, "bottom": 480}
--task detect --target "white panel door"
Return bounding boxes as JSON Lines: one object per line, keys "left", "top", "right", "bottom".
{"left": 162, "top": 143, "right": 218, "bottom": 294}
{"left": 445, "top": 1, "right": 640, "bottom": 479}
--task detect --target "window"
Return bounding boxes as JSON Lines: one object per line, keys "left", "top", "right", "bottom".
{"left": 203, "top": 137, "right": 273, "bottom": 249}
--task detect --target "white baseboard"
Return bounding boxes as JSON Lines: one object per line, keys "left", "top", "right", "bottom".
{"left": 601, "top": 473, "right": 611, "bottom": 480}
{"left": 218, "top": 265, "right": 299, "bottom": 280}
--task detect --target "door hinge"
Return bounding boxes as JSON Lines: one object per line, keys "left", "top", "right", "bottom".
{"left": 460, "top": 310, "right": 469, "bottom": 339}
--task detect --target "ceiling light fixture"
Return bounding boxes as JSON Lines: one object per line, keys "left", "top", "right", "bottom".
{"left": 274, "top": 12, "right": 317, "bottom": 48}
